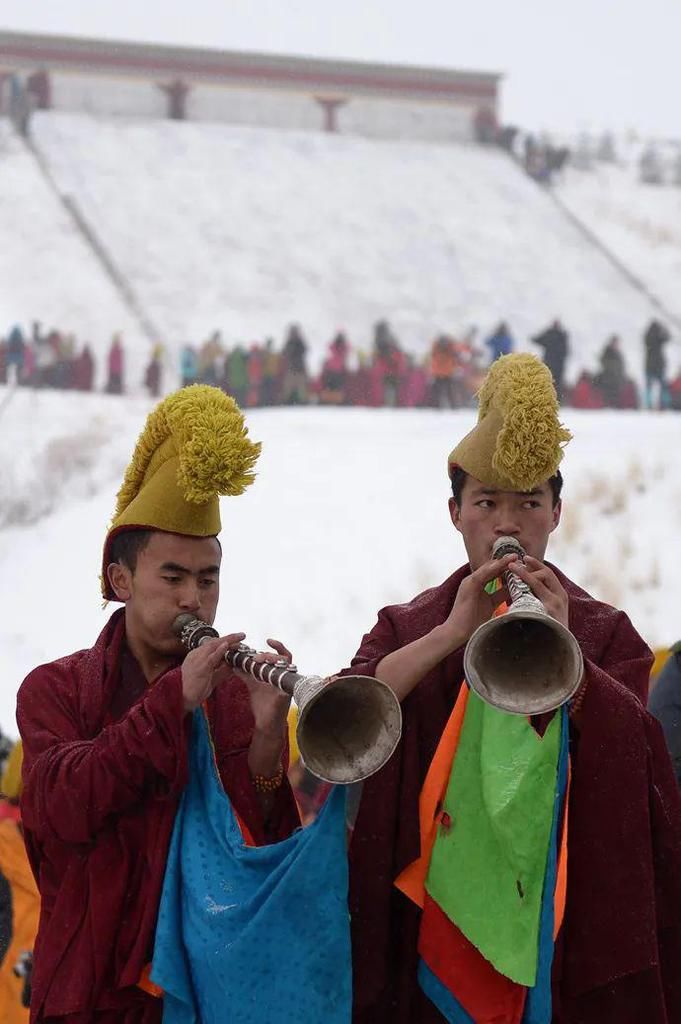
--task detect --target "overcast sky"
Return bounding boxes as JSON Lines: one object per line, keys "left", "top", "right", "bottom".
{"left": 0, "top": 0, "right": 678, "bottom": 137}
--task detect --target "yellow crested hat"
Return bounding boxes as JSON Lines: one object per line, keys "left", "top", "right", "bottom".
{"left": 448, "top": 353, "right": 571, "bottom": 490}
{"left": 102, "top": 385, "right": 261, "bottom": 600}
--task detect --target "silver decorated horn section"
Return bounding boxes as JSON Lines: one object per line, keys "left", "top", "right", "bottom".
{"left": 463, "top": 536, "right": 584, "bottom": 715}
{"left": 173, "top": 614, "right": 402, "bottom": 785}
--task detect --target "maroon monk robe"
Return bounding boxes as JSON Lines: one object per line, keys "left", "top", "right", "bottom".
{"left": 17, "top": 608, "right": 300, "bottom": 1024}
{"left": 343, "top": 563, "right": 681, "bottom": 1024}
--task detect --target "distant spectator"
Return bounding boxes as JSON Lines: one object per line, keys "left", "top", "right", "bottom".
{"left": 5, "top": 325, "right": 25, "bottom": 386}
{"left": 225, "top": 345, "right": 249, "bottom": 407}
{"left": 596, "top": 335, "right": 627, "bottom": 407}
{"left": 34, "top": 331, "right": 57, "bottom": 388}
{"left": 346, "top": 351, "right": 372, "bottom": 407}
{"left": 246, "top": 344, "right": 264, "bottom": 406}
{"left": 144, "top": 346, "right": 163, "bottom": 398}
{"left": 320, "top": 332, "right": 350, "bottom": 404}
{"left": 454, "top": 326, "right": 484, "bottom": 404}
{"left": 371, "top": 320, "right": 405, "bottom": 406}
{"left": 429, "top": 335, "right": 457, "bottom": 408}
{"left": 180, "top": 345, "right": 198, "bottom": 388}
{"left": 496, "top": 125, "right": 519, "bottom": 153}
{"left": 485, "top": 321, "right": 514, "bottom": 362}
{"left": 399, "top": 354, "right": 428, "bottom": 408}
{"left": 670, "top": 368, "right": 681, "bottom": 411}
{"left": 198, "top": 331, "right": 223, "bottom": 386}
{"left": 73, "top": 344, "right": 95, "bottom": 391}
{"left": 52, "top": 332, "right": 74, "bottom": 389}
{"left": 643, "top": 319, "right": 671, "bottom": 410}
{"left": 0, "top": 340, "right": 6, "bottom": 385}
{"left": 106, "top": 334, "right": 124, "bottom": 395}
{"left": 281, "top": 325, "right": 309, "bottom": 405}
{"left": 260, "top": 338, "right": 281, "bottom": 406}
{"left": 8, "top": 75, "right": 32, "bottom": 137}
{"left": 570, "top": 371, "right": 604, "bottom": 409}
{"left": 22, "top": 342, "right": 35, "bottom": 386}
{"left": 532, "top": 319, "right": 569, "bottom": 402}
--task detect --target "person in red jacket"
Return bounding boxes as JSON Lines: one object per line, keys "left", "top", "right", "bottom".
{"left": 17, "top": 386, "right": 299, "bottom": 1023}
{"left": 342, "top": 354, "right": 681, "bottom": 1024}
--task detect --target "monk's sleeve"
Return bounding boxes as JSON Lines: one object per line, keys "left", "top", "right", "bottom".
{"left": 584, "top": 609, "right": 653, "bottom": 704}
{"left": 342, "top": 607, "right": 399, "bottom": 679}
{"left": 211, "top": 684, "right": 300, "bottom": 845}
{"left": 17, "top": 663, "right": 188, "bottom": 845}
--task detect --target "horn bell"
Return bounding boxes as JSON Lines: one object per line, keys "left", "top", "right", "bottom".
{"left": 464, "top": 609, "right": 584, "bottom": 716}
{"left": 295, "top": 674, "right": 402, "bottom": 785}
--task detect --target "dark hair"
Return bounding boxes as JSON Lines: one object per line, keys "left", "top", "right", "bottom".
{"left": 450, "top": 466, "right": 563, "bottom": 507}
{"left": 107, "top": 529, "right": 154, "bottom": 574}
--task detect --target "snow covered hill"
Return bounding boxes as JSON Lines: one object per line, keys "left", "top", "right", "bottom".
{"left": 24, "top": 111, "right": 668, "bottom": 386}
{"left": 557, "top": 151, "right": 681, "bottom": 336}
{"left": 0, "top": 121, "right": 144, "bottom": 388}
{"left": 0, "top": 388, "right": 677, "bottom": 735}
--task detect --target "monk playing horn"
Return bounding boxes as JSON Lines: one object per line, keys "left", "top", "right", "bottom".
{"left": 17, "top": 386, "right": 300, "bottom": 1023}
{"left": 343, "top": 354, "right": 681, "bottom": 1024}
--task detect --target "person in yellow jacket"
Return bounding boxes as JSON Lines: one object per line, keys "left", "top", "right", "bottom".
{"left": 0, "top": 741, "right": 40, "bottom": 1023}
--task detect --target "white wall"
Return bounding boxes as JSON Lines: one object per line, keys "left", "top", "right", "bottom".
{"left": 45, "top": 71, "right": 480, "bottom": 141}
{"left": 51, "top": 72, "right": 166, "bottom": 118}
{"left": 189, "top": 84, "right": 323, "bottom": 132}
{"left": 339, "top": 96, "right": 475, "bottom": 142}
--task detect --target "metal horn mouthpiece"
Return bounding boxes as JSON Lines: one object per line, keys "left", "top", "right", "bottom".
{"left": 173, "top": 614, "right": 402, "bottom": 785}
{"left": 463, "top": 536, "right": 584, "bottom": 715}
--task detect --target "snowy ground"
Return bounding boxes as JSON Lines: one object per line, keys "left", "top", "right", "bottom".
{"left": 0, "top": 388, "right": 677, "bottom": 736}
{"left": 24, "top": 111, "right": 668, "bottom": 386}
{"left": 558, "top": 150, "right": 681, "bottom": 337}
{"left": 0, "top": 121, "right": 144, "bottom": 388}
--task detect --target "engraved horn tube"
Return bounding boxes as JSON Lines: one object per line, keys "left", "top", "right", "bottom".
{"left": 463, "top": 537, "right": 584, "bottom": 715}
{"left": 173, "top": 614, "right": 402, "bottom": 785}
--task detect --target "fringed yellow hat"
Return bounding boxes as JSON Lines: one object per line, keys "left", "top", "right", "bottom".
{"left": 448, "top": 353, "right": 571, "bottom": 490}
{"left": 102, "top": 385, "right": 261, "bottom": 600}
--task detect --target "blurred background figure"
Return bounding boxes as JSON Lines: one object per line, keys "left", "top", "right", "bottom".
{"left": 532, "top": 319, "right": 569, "bottom": 402}
{"left": 180, "top": 344, "right": 198, "bottom": 388}
{"left": 144, "top": 344, "right": 163, "bottom": 398}
{"left": 105, "top": 334, "right": 124, "bottom": 395}
{"left": 649, "top": 642, "right": 681, "bottom": 784}
{"left": 319, "top": 331, "right": 350, "bottom": 404}
{"left": 485, "top": 321, "right": 514, "bottom": 362}
{"left": 429, "top": 334, "right": 458, "bottom": 408}
{"left": 0, "top": 740, "right": 39, "bottom": 1023}
{"left": 643, "top": 319, "right": 671, "bottom": 410}
{"left": 281, "top": 324, "right": 309, "bottom": 405}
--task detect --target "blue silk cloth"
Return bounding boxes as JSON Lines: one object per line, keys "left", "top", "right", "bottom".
{"left": 151, "top": 709, "right": 351, "bottom": 1024}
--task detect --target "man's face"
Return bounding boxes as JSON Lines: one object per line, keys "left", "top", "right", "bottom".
{"left": 108, "top": 532, "right": 221, "bottom": 659}
{"left": 449, "top": 474, "right": 561, "bottom": 570}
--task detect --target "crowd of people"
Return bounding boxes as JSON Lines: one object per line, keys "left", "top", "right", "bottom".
{"left": 0, "top": 323, "right": 162, "bottom": 397}
{"left": 2, "top": 317, "right": 679, "bottom": 411}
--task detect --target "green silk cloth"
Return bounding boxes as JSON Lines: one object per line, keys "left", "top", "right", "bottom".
{"left": 425, "top": 690, "right": 561, "bottom": 986}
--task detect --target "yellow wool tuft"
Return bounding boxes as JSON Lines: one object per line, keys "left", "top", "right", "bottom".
{"left": 114, "top": 385, "right": 261, "bottom": 517}
{"left": 478, "top": 354, "right": 571, "bottom": 489}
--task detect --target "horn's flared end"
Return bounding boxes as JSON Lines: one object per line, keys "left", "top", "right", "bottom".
{"left": 296, "top": 675, "right": 402, "bottom": 784}
{"left": 464, "top": 610, "right": 583, "bottom": 715}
